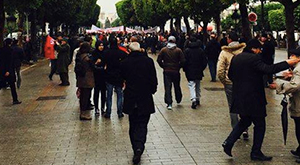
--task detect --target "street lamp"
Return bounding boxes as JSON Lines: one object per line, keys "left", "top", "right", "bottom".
{"left": 231, "top": 9, "right": 240, "bottom": 33}
{"left": 6, "top": 15, "right": 17, "bottom": 39}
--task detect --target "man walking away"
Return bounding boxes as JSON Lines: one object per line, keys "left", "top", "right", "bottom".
{"left": 157, "top": 36, "right": 185, "bottom": 110}
{"left": 217, "top": 32, "right": 248, "bottom": 138}
{"left": 183, "top": 36, "right": 207, "bottom": 109}
{"left": 55, "top": 38, "right": 71, "bottom": 86}
{"left": 121, "top": 41, "right": 158, "bottom": 165}
{"left": 205, "top": 33, "right": 221, "bottom": 82}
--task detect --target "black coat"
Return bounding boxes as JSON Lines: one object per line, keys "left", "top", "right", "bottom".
{"left": 11, "top": 45, "right": 24, "bottom": 68}
{"left": 228, "top": 52, "right": 289, "bottom": 117}
{"left": 103, "top": 47, "right": 127, "bottom": 87}
{"left": 183, "top": 42, "right": 207, "bottom": 81}
{"left": 205, "top": 39, "right": 221, "bottom": 62}
{"left": 261, "top": 41, "right": 275, "bottom": 65}
{"left": 121, "top": 51, "right": 158, "bottom": 115}
{"left": 92, "top": 49, "right": 106, "bottom": 88}
{"left": 0, "top": 46, "right": 16, "bottom": 82}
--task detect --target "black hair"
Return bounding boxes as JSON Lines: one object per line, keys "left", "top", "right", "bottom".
{"left": 228, "top": 32, "right": 239, "bottom": 41}
{"left": 79, "top": 42, "right": 91, "bottom": 54}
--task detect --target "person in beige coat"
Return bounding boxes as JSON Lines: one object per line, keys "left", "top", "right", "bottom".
{"left": 273, "top": 48, "right": 300, "bottom": 162}
{"left": 217, "top": 32, "right": 247, "bottom": 136}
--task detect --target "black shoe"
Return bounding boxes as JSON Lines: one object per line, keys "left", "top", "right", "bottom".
{"left": 291, "top": 150, "right": 300, "bottom": 157}
{"left": 118, "top": 113, "right": 124, "bottom": 118}
{"left": 191, "top": 101, "right": 197, "bottom": 109}
{"left": 132, "top": 149, "right": 142, "bottom": 164}
{"left": 48, "top": 75, "right": 52, "bottom": 81}
{"left": 13, "top": 101, "right": 22, "bottom": 105}
{"left": 95, "top": 109, "right": 100, "bottom": 115}
{"left": 196, "top": 100, "right": 200, "bottom": 105}
{"left": 242, "top": 131, "right": 249, "bottom": 140}
{"left": 59, "top": 83, "right": 69, "bottom": 86}
{"left": 211, "top": 80, "right": 217, "bottom": 82}
{"left": 87, "top": 106, "right": 94, "bottom": 110}
{"left": 222, "top": 141, "right": 233, "bottom": 157}
{"left": 296, "top": 159, "right": 300, "bottom": 163}
{"left": 104, "top": 114, "right": 110, "bottom": 119}
{"left": 251, "top": 153, "right": 272, "bottom": 161}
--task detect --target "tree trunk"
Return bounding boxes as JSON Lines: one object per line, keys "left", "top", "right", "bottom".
{"left": 0, "top": 0, "right": 4, "bottom": 47}
{"left": 170, "top": 18, "right": 174, "bottom": 32}
{"left": 30, "top": 10, "right": 38, "bottom": 60}
{"left": 202, "top": 21, "right": 209, "bottom": 46}
{"left": 159, "top": 22, "right": 165, "bottom": 33}
{"left": 213, "top": 13, "right": 221, "bottom": 41}
{"left": 284, "top": 4, "right": 296, "bottom": 57}
{"left": 175, "top": 17, "right": 181, "bottom": 33}
{"left": 183, "top": 16, "right": 191, "bottom": 35}
{"left": 18, "top": 13, "right": 24, "bottom": 46}
{"left": 239, "top": 3, "right": 252, "bottom": 42}
{"left": 261, "top": 0, "right": 265, "bottom": 32}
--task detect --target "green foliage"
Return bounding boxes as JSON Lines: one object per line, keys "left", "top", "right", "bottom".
{"left": 116, "top": 0, "right": 141, "bottom": 26}
{"left": 295, "top": 5, "right": 300, "bottom": 31}
{"left": 268, "top": 8, "right": 285, "bottom": 31}
{"left": 96, "top": 21, "right": 103, "bottom": 28}
{"left": 111, "top": 18, "right": 122, "bottom": 27}
{"left": 252, "top": 2, "right": 283, "bottom": 31}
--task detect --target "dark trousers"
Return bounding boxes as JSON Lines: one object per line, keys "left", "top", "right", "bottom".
{"left": 79, "top": 88, "right": 92, "bottom": 111}
{"left": 59, "top": 72, "right": 69, "bottom": 85}
{"left": 163, "top": 72, "right": 182, "bottom": 105}
{"left": 9, "top": 81, "right": 18, "bottom": 102}
{"left": 293, "top": 117, "right": 300, "bottom": 152}
{"left": 93, "top": 86, "right": 106, "bottom": 110}
{"left": 263, "top": 74, "right": 273, "bottom": 87}
{"left": 208, "top": 60, "right": 217, "bottom": 81}
{"left": 129, "top": 110, "right": 151, "bottom": 154}
{"left": 49, "top": 60, "right": 57, "bottom": 79}
{"left": 226, "top": 115, "right": 266, "bottom": 154}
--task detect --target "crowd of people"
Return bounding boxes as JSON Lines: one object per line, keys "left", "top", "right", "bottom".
{"left": 2, "top": 29, "right": 300, "bottom": 164}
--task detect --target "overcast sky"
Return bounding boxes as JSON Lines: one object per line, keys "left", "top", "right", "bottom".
{"left": 97, "top": 0, "right": 121, "bottom": 13}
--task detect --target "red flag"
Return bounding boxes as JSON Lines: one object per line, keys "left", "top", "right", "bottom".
{"left": 44, "top": 35, "right": 55, "bottom": 59}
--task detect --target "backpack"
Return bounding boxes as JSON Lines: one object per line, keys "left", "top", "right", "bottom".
{"left": 74, "top": 54, "right": 88, "bottom": 78}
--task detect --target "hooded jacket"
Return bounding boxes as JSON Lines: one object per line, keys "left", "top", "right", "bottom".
{"left": 183, "top": 41, "right": 207, "bottom": 81}
{"left": 217, "top": 42, "right": 246, "bottom": 85}
{"left": 157, "top": 44, "right": 185, "bottom": 73}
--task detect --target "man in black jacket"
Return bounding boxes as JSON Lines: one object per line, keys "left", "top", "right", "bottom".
{"left": 183, "top": 37, "right": 207, "bottom": 109}
{"left": 121, "top": 41, "right": 158, "bottom": 165}
{"left": 205, "top": 33, "right": 221, "bottom": 82}
{"left": 222, "top": 39, "right": 299, "bottom": 161}
{"left": 0, "top": 39, "right": 21, "bottom": 104}
{"left": 103, "top": 37, "right": 127, "bottom": 118}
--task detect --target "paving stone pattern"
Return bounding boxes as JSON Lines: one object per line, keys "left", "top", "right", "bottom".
{"left": 0, "top": 49, "right": 298, "bottom": 165}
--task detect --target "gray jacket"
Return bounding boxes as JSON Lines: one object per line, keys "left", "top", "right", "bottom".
{"left": 277, "top": 63, "right": 300, "bottom": 117}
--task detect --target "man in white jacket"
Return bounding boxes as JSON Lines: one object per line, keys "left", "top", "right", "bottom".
{"left": 217, "top": 32, "right": 247, "bottom": 138}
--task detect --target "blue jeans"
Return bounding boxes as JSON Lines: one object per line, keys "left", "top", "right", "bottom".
{"left": 208, "top": 60, "right": 217, "bottom": 81}
{"left": 106, "top": 83, "right": 123, "bottom": 116}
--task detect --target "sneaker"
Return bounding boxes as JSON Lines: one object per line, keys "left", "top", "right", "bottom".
{"left": 196, "top": 100, "right": 200, "bottom": 105}
{"left": 13, "top": 101, "right": 22, "bottom": 105}
{"left": 95, "top": 109, "right": 100, "bottom": 115}
{"left": 118, "top": 113, "right": 124, "bottom": 118}
{"left": 80, "top": 113, "right": 92, "bottom": 120}
{"left": 167, "top": 104, "right": 172, "bottom": 110}
{"left": 191, "top": 101, "right": 197, "bottom": 109}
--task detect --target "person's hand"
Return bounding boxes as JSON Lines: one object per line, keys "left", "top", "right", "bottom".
{"left": 269, "top": 83, "right": 277, "bottom": 89}
{"left": 4, "top": 72, "right": 9, "bottom": 77}
{"left": 283, "top": 71, "right": 293, "bottom": 79}
{"left": 95, "top": 59, "right": 101, "bottom": 65}
{"left": 286, "top": 58, "right": 300, "bottom": 66}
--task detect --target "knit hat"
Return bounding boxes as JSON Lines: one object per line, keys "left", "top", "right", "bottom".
{"left": 168, "top": 36, "right": 176, "bottom": 43}
{"left": 129, "top": 42, "right": 140, "bottom": 51}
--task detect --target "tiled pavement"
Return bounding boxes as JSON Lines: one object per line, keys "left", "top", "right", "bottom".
{"left": 0, "top": 49, "right": 299, "bottom": 165}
